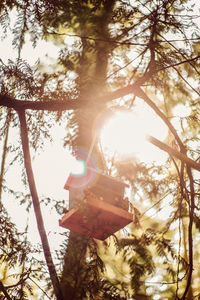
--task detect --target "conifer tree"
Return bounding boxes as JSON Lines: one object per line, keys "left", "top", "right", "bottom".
{"left": 0, "top": 0, "right": 200, "bottom": 299}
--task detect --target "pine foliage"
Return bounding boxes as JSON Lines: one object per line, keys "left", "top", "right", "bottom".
{"left": 0, "top": 0, "right": 200, "bottom": 299}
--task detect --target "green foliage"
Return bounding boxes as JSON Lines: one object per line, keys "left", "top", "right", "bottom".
{"left": 0, "top": 0, "right": 200, "bottom": 299}
{"left": 0, "top": 205, "right": 45, "bottom": 299}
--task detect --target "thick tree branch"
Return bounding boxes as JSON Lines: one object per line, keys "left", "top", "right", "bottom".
{"left": 3, "top": 82, "right": 200, "bottom": 172}
{"left": 0, "top": 84, "right": 142, "bottom": 111}
{"left": 0, "top": 95, "right": 79, "bottom": 111}
{"left": 0, "top": 49, "right": 199, "bottom": 114}
{"left": 148, "top": 135, "right": 200, "bottom": 172}
{"left": 3, "top": 75, "right": 199, "bottom": 173}
{"left": 0, "top": 281, "right": 12, "bottom": 300}
{"left": 137, "top": 88, "right": 185, "bottom": 151}
{"left": 0, "top": 86, "right": 143, "bottom": 116}
{"left": 17, "top": 110, "right": 63, "bottom": 300}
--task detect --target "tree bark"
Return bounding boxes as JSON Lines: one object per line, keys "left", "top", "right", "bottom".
{"left": 60, "top": 2, "right": 115, "bottom": 298}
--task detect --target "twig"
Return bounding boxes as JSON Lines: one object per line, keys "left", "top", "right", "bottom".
{"left": 158, "top": 33, "right": 200, "bottom": 76}
{"left": 45, "top": 31, "right": 146, "bottom": 46}
{"left": 156, "top": 48, "right": 200, "bottom": 97}
{"left": 29, "top": 277, "right": 52, "bottom": 300}
{"left": 140, "top": 190, "right": 172, "bottom": 219}
{"left": 174, "top": 67, "right": 200, "bottom": 97}
{"left": 158, "top": 55, "right": 200, "bottom": 72}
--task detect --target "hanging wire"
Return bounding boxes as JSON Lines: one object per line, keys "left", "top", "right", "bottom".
{"left": 86, "top": 132, "right": 98, "bottom": 165}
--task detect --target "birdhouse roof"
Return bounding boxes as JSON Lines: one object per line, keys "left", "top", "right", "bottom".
{"left": 64, "top": 168, "right": 129, "bottom": 190}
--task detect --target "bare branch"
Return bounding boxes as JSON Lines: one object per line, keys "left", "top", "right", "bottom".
{"left": 173, "top": 67, "right": 200, "bottom": 97}
{"left": 148, "top": 135, "right": 200, "bottom": 172}
{"left": 137, "top": 88, "right": 185, "bottom": 151}
{"left": 158, "top": 55, "right": 200, "bottom": 72}
{"left": 29, "top": 277, "right": 52, "bottom": 300}
{"left": 0, "top": 51, "right": 199, "bottom": 114}
{"left": 45, "top": 31, "right": 146, "bottom": 46}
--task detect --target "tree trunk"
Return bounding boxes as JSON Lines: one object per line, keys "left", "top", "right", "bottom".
{"left": 60, "top": 2, "right": 115, "bottom": 299}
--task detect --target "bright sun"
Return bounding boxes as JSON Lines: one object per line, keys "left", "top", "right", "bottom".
{"left": 100, "top": 100, "right": 168, "bottom": 164}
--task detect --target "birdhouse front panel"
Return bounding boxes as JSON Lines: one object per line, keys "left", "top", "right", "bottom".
{"left": 88, "top": 172, "right": 126, "bottom": 207}
{"left": 61, "top": 169, "right": 132, "bottom": 239}
{"left": 64, "top": 169, "right": 129, "bottom": 210}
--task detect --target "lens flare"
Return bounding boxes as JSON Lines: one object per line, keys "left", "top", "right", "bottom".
{"left": 71, "top": 159, "right": 86, "bottom": 176}
{"left": 68, "top": 148, "right": 97, "bottom": 188}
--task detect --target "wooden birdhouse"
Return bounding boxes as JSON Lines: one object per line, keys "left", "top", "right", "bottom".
{"left": 59, "top": 169, "right": 133, "bottom": 240}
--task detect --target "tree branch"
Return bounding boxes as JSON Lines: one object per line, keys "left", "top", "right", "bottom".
{"left": 148, "top": 135, "right": 200, "bottom": 172}
{"left": 0, "top": 281, "right": 12, "bottom": 300}
{"left": 137, "top": 88, "right": 185, "bottom": 151}
{"left": 173, "top": 66, "right": 200, "bottom": 97}
{"left": 29, "top": 277, "right": 52, "bottom": 300}
{"left": 158, "top": 33, "right": 200, "bottom": 76}
{"left": 0, "top": 109, "right": 11, "bottom": 202}
{"left": 0, "top": 83, "right": 142, "bottom": 112}
{"left": 45, "top": 31, "right": 146, "bottom": 46}
{"left": 17, "top": 110, "right": 63, "bottom": 300}
{"left": 181, "top": 166, "right": 195, "bottom": 299}
{"left": 158, "top": 55, "right": 200, "bottom": 72}
{"left": 0, "top": 51, "right": 199, "bottom": 114}
{"left": 0, "top": 95, "right": 78, "bottom": 111}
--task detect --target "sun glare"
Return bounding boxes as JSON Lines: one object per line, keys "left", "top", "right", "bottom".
{"left": 100, "top": 101, "right": 168, "bottom": 164}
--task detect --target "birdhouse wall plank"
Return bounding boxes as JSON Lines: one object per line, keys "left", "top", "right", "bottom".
{"left": 65, "top": 169, "right": 129, "bottom": 210}
{"left": 59, "top": 196, "right": 133, "bottom": 240}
